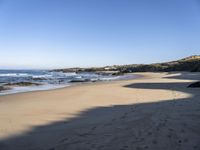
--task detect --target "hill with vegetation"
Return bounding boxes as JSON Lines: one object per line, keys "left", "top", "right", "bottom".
{"left": 117, "top": 55, "right": 200, "bottom": 73}
{"left": 54, "top": 55, "right": 200, "bottom": 73}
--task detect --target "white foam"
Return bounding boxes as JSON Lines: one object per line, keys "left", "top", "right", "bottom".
{"left": 0, "top": 73, "right": 29, "bottom": 77}
{"left": 0, "top": 84, "right": 70, "bottom": 96}
{"left": 32, "top": 75, "right": 52, "bottom": 78}
{"left": 0, "top": 71, "right": 138, "bottom": 96}
{"left": 64, "top": 72, "right": 77, "bottom": 76}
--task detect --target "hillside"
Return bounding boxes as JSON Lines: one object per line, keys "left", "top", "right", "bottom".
{"left": 54, "top": 55, "right": 200, "bottom": 73}
{"left": 117, "top": 55, "right": 200, "bottom": 73}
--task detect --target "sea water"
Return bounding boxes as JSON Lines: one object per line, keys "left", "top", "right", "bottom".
{"left": 0, "top": 70, "right": 135, "bottom": 95}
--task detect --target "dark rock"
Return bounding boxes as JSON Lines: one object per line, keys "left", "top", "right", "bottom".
{"left": 187, "top": 81, "right": 200, "bottom": 88}
{"left": 112, "top": 71, "right": 124, "bottom": 76}
{"left": 32, "top": 77, "right": 46, "bottom": 81}
{"left": 5, "top": 82, "right": 41, "bottom": 87}
{"left": 70, "top": 79, "right": 91, "bottom": 83}
{"left": 0, "top": 86, "right": 10, "bottom": 92}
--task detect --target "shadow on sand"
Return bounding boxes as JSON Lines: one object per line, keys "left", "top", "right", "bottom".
{"left": 0, "top": 73, "right": 200, "bottom": 150}
{"left": 164, "top": 72, "right": 200, "bottom": 80}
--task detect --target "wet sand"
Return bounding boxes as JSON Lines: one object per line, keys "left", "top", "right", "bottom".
{"left": 0, "top": 72, "right": 200, "bottom": 150}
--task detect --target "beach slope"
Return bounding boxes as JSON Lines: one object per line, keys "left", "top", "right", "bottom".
{"left": 0, "top": 72, "right": 200, "bottom": 150}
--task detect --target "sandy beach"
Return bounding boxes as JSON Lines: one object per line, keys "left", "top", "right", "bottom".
{"left": 0, "top": 72, "right": 199, "bottom": 150}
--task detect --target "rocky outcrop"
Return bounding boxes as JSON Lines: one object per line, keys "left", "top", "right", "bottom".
{"left": 5, "top": 82, "right": 41, "bottom": 87}
{"left": 188, "top": 81, "right": 200, "bottom": 88}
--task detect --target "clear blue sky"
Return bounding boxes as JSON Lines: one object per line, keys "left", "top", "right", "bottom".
{"left": 0, "top": 0, "right": 200, "bottom": 69}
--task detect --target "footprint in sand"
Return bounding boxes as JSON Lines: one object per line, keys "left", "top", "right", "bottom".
{"left": 60, "top": 137, "right": 69, "bottom": 143}
{"left": 143, "top": 145, "right": 149, "bottom": 149}
{"left": 152, "top": 140, "right": 157, "bottom": 144}
{"left": 147, "top": 132, "right": 152, "bottom": 136}
{"left": 121, "top": 115, "right": 126, "bottom": 119}
{"left": 120, "top": 113, "right": 128, "bottom": 119}
{"left": 193, "top": 145, "right": 198, "bottom": 149}
{"left": 112, "top": 118, "right": 116, "bottom": 122}
{"left": 167, "top": 134, "right": 172, "bottom": 138}
{"left": 131, "top": 107, "right": 135, "bottom": 111}
{"left": 178, "top": 140, "right": 182, "bottom": 144}
{"left": 123, "top": 145, "right": 129, "bottom": 149}
{"left": 140, "top": 138, "right": 145, "bottom": 141}
{"left": 168, "top": 128, "right": 174, "bottom": 132}
{"left": 91, "top": 126, "right": 97, "bottom": 131}
{"left": 182, "top": 123, "right": 187, "bottom": 127}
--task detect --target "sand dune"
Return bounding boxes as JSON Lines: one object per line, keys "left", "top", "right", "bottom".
{"left": 0, "top": 72, "right": 199, "bottom": 150}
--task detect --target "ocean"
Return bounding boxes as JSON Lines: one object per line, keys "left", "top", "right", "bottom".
{"left": 0, "top": 70, "right": 135, "bottom": 95}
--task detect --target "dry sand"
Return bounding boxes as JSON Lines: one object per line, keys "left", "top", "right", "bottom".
{"left": 0, "top": 72, "right": 199, "bottom": 150}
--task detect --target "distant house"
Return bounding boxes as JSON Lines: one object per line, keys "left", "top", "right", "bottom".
{"left": 104, "top": 67, "right": 110, "bottom": 70}
{"left": 104, "top": 66, "right": 117, "bottom": 71}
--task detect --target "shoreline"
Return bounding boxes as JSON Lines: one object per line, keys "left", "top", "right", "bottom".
{"left": 0, "top": 73, "right": 143, "bottom": 97}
